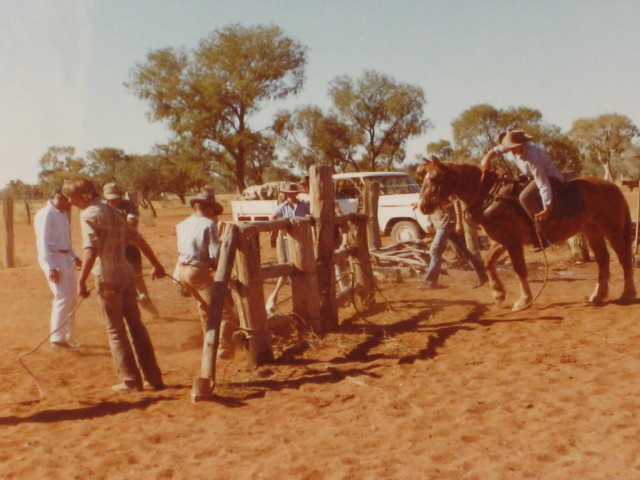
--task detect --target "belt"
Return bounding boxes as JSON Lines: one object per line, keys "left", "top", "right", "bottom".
{"left": 53, "top": 249, "right": 70, "bottom": 253}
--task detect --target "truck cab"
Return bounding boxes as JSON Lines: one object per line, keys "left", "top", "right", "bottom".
{"left": 333, "top": 171, "right": 431, "bottom": 242}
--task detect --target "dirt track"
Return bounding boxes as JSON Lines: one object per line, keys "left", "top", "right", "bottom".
{"left": 2, "top": 203, "right": 640, "bottom": 479}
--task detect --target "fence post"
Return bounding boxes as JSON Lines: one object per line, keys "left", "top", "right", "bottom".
{"left": 286, "top": 217, "right": 321, "bottom": 333}
{"left": 363, "top": 180, "right": 381, "bottom": 249}
{"left": 192, "top": 223, "right": 240, "bottom": 402}
{"left": 2, "top": 197, "right": 15, "bottom": 268}
{"left": 310, "top": 165, "right": 338, "bottom": 333}
{"left": 351, "top": 215, "right": 375, "bottom": 309}
{"left": 231, "top": 225, "right": 273, "bottom": 366}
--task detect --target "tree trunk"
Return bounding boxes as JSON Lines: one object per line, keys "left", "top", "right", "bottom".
{"left": 602, "top": 160, "right": 615, "bottom": 182}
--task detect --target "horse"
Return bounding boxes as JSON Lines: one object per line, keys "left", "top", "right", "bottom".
{"left": 418, "top": 157, "right": 636, "bottom": 311}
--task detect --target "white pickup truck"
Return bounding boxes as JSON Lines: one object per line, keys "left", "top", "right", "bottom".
{"left": 231, "top": 171, "right": 432, "bottom": 242}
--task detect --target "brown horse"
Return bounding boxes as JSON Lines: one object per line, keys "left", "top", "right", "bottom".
{"left": 418, "top": 158, "right": 636, "bottom": 310}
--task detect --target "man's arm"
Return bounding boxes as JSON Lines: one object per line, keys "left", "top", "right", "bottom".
{"left": 130, "top": 235, "right": 166, "bottom": 279}
{"left": 78, "top": 247, "right": 98, "bottom": 297}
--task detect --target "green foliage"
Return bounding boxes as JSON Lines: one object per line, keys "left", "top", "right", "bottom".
{"left": 426, "top": 140, "right": 453, "bottom": 162}
{"left": 329, "top": 70, "right": 430, "bottom": 171}
{"left": 127, "top": 23, "right": 307, "bottom": 191}
{"left": 274, "top": 70, "right": 430, "bottom": 173}
{"left": 569, "top": 113, "right": 639, "bottom": 180}
{"left": 38, "top": 146, "right": 86, "bottom": 194}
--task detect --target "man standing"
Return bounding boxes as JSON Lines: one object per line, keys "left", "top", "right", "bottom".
{"left": 422, "top": 198, "right": 488, "bottom": 290}
{"left": 103, "top": 183, "right": 159, "bottom": 317}
{"left": 63, "top": 176, "right": 166, "bottom": 393}
{"left": 175, "top": 192, "right": 238, "bottom": 359}
{"left": 34, "top": 186, "right": 82, "bottom": 350}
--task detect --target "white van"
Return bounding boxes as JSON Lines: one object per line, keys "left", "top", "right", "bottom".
{"left": 231, "top": 171, "right": 431, "bottom": 242}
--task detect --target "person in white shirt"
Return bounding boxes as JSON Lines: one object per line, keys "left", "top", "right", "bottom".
{"left": 481, "top": 129, "right": 563, "bottom": 223}
{"left": 34, "top": 186, "right": 82, "bottom": 350}
{"left": 175, "top": 192, "right": 238, "bottom": 359}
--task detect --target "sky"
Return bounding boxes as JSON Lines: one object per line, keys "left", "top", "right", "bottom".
{"left": 1, "top": 0, "right": 639, "bottom": 188}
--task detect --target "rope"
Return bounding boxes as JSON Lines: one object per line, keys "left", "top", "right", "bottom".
{"left": 1, "top": 291, "right": 91, "bottom": 406}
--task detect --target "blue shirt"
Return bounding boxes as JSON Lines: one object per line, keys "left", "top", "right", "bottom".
{"left": 273, "top": 200, "right": 310, "bottom": 219}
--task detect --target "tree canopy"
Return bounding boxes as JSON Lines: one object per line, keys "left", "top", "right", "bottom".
{"left": 569, "top": 113, "right": 639, "bottom": 180}
{"left": 127, "top": 23, "right": 307, "bottom": 191}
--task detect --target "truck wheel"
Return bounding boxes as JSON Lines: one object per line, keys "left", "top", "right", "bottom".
{"left": 390, "top": 221, "right": 421, "bottom": 243}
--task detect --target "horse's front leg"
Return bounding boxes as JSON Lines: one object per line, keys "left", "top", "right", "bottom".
{"left": 583, "top": 224, "right": 610, "bottom": 304}
{"left": 505, "top": 243, "right": 532, "bottom": 311}
{"left": 485, "top": 241, "right": 507, "bottom": 306}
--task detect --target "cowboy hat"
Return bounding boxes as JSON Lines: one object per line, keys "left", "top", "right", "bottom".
{"left": 500, "top": 129, "right": 532, "bottom": 149}
{"left": 280, "top": 182, "right": 303, "bottom": 194}
{"left": 189, "top": 192, "right": 224, "bottom": 215}
{"left": 103, "top": 182, "right": 122, "bottom": 200}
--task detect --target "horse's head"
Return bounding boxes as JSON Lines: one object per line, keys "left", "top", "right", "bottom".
{"left": 418, "top": 156, "right": 458, "bottom": 214}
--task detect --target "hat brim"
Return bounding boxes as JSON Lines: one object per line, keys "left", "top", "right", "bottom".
{"left": 104, "top": 193, "right": 121, "bottom": 200}
{"left": 500, "top": 134, "right": 532, "bottom": 149}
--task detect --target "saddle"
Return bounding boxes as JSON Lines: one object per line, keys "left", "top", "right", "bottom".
{"left": 478, "top": 175, "right": 585, "bottom": 224}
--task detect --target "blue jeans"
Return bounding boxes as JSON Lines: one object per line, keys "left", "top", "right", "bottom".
{"left": 425, "top": 227, "right": 487, "bottom": 286}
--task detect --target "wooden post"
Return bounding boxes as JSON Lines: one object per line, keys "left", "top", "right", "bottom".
{"left": 2, "top": 197, "right": 15, "bottom": 268}
{"left": 192, "top": 223, "right": 239, "bottom": 402}
{"left": 635, "top": 180, "right": 640, "bottom": 258}
{"left": 350, "top": 215, "right": 376, "bottom": 310}
{"left": 231, "top": 225, "right": 273, "bottom": 366}
{"left": 364, "top": 180, "right": 381, "bottom": 249}
{"left": 310, "top": 165, "right": 338, "bottom": 332}
{"left": 24, "top": 201, "right": 31, "bottom": 226}
{"left": 286, "top": 217, "right": 321, "bottom": 332}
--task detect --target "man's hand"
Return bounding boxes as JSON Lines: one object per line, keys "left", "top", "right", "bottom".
{"left": 151, "top": 264, "right": 166, "bottom": 280}
{"left": 534, "top": 206, "right": 552, "bottom": 222}
{"left": 73, "top": 258, "right": 82, "bottom": 270}
{"left": 78, "top": 280, "right": 90, "bottom": 298}
{"left": 48, "top": 269, "right": 60, "bottom": 283}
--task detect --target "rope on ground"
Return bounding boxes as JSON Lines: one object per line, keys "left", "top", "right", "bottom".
{"left": 1, "top": 291, "right": 92, "bottom": 406}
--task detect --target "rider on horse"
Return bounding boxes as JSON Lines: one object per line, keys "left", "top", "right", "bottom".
{"left": 480, "top": 129, "right": 563, "bottom": 224}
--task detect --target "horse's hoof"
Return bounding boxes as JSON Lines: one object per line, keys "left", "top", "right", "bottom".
{"left": 618, "top": 294, "right": 636, "bottom": 305}
{"left": 493, "top": 297, "right": 505, "bottom": 307}
{"left": 512, "top": 299, "right": 531, "bottom": 312}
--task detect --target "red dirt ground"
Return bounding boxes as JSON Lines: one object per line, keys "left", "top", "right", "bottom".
{"left": 1, "top": 201, "right": 640, "bottom": 480}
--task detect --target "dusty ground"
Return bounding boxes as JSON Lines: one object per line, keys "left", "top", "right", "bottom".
{"left": 1, "top": 198, "right": 640, "bottom": 480}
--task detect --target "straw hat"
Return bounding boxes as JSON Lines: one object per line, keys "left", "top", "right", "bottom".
{"left": 500, "top": 129, "right": 532, "bottom": 149}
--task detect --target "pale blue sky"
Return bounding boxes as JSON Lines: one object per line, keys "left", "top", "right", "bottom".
{"left": 1, "top": 0, "right": 639, "bottom": 188}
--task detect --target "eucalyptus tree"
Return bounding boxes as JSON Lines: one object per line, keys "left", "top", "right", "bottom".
{"left": 569, "top": 113, "right": 639, "bottom": 181}
{"left": 127, "top": 23, "right": 307, "bottom": 191}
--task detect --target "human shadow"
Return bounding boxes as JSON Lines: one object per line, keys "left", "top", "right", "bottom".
{"left": 0, "top": 395, "right": 175, "bottom": 426}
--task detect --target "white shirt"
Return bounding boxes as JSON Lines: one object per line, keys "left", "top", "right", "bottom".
{"left": 176, "top": 214, "right": 220, "bottom": 269}
{"left": 34, "top": 200, "right": 78, "bottom": 272}
{"left": 493, "top": 143, "right": 563, "bottom": 207}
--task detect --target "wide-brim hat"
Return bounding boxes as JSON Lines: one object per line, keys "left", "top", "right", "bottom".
{"left": 500, "top": 129, "right": 532, "bottom": 149}
{"left": 280, "top": 182, "right": 303, "bottom": 194}
{"left": 103, "top": 182, "right": 122, "bottom": 200}
{"left": 189, "top": 193, "right": 224, "bottom": 215}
